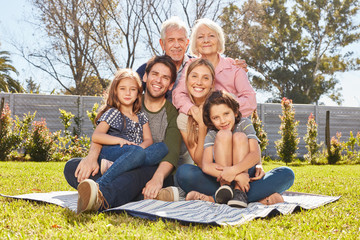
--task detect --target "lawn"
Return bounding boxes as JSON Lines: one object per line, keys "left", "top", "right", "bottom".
{"left": 0, "top": 162, "right": 359, "bottom": 239}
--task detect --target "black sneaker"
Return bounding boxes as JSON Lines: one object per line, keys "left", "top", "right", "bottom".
{"left": 227, "top": 189, "right": 248, "bottom": 208}
{"left": 215, "top": 185, "right": 233, "bottom": 204}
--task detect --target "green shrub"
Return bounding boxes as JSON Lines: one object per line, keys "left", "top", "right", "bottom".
{"left": 13, "top": 111, "right": 36, "bottom": 152}
{"left": 25, "top": 119, "right": 55, "bottom": 161}
{"left": 343, "top": 131, "right": 359, "bottom": 162}
{"left": 275, "top": 98, "right": 300, "bottom": 164}
{"left": 52, "top": 109, "right": 90, "bottom": 161}
{"left": 251, "top": 110, "right": 269, "bottom": 153}
{"left": 303, "top": 113, "right": 323, "bottom": 164}
{"left": 0, "top": 104, "right": 21, "bottom": 160}
{"left": 327, "top": 132, "right": 343, "bottom": 164}
{"left": 59, "top": 108, "right": 74, "bottom": 136}
{"left": 87, "top": 102, "right": 99, "bottom": 129}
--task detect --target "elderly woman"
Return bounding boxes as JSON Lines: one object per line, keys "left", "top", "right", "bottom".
{"left": 172, "top": 18, "right": 257, "bottom": 118}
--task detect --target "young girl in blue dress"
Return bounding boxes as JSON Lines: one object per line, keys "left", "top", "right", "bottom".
{"left": 88, "top": 68, "right": 168, "bottom": 187}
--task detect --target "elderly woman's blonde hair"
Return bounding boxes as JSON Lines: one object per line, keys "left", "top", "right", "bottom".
{"left": 189, "top": 18, "right": 225, "bottom": 57}
{"left": 160, "top": 16, "right": 190, "bottom": 41}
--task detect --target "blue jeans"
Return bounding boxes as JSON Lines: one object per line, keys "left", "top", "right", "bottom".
{"left": 175, "top": 164, "right": 295, "bottom": 202}
{"left": 64, "top": 159, "right": 174, "bottom": 209}
{"left": 97, "top": 143, "right": 168, "bottom": 187}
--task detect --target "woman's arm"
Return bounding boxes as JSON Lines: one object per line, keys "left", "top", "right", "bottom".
{"left": 139, "top": 122, "right": 153, "bottom": 149}
{"left": 179, "top": 124, "right": 206, "bottom": 167}
{"left": 172, "top": 61, "right": 194, "bottom": 114}
{"left": 178, "top": 106, "right": 207, "bottom": 166}
{"left": 92, "top": 121, "right": 135, "bottom": 146}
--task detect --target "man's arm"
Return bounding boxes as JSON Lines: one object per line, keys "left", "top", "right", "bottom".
{"left": 142, "top": 161, "right": 174, "bottom": 199}
{"left": 232, "top": 58, "right": 248, "bottom": 72}
{"left": 142, "top": 102, "right": 181, "bottom": 198}
{"left": 75, "top": 142, "right": 102, "bottom": 183}
{"left": 172, "top": 61, "right": 194, "bottom": 114}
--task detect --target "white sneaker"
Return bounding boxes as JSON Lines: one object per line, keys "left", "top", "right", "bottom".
{"left": 155, "top": 186, "right": 186, "bottom": 201}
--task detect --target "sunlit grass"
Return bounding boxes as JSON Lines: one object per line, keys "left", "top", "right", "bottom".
{"left": 1, "top": 162, "right": 359, "bottom": 239}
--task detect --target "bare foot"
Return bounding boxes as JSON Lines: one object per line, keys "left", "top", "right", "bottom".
{"left": 259, "top": 193, "right": 284, "bottom": 205}
{"left": 186, "top": 191, "right": 215, "bottom": 203}
{"left": 100, "top": 159, "right": 113, "bottom": 175}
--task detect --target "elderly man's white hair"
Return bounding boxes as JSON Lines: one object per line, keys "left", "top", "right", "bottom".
{"left": 189, "top": 18, "right": 225, "bottom": 57}
{"left": 160, "top": 16, "right": 190, "bottom": 40}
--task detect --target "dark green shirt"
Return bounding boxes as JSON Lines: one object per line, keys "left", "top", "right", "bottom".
{"left": 142, "top": 99, "right": 181, "bottom": 169}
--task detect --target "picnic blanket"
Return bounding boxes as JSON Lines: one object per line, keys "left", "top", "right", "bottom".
{"left": 0, "top": 191, "right": 340, "bottom": 226}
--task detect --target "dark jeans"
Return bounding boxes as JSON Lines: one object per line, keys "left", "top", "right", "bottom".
{"left": 63, "top": 158, "right": 174, "bottom": 208}
{"left": 97, "top": 143, "right": 168, "bottom": 187}
{"left": 175, "top": 164, "right": 295, "bottom": 202}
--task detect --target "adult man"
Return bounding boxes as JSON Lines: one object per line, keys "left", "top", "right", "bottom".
{"left": 137, "top": 16, "right": 190, "bottom": 102}
{"left": 63, "top": 55, "right": 181, "bottom": 213}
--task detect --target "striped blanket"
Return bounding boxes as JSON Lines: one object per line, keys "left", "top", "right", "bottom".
{"left": 0, "top": 191, "right": 340, "bottom": 226}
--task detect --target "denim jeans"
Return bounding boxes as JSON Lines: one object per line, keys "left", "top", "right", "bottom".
{"left": 63, "top": 159, "right": 174, "bottom": 209}
{"left": 175, "top": 164, "right": 295, "bottom": 202}
{"left": 97, "top": 142, "right": 168, "bottom": 187}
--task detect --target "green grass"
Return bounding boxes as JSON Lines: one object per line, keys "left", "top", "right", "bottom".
{"left": 1, "top": 162, "right": 359, "bottom": 239}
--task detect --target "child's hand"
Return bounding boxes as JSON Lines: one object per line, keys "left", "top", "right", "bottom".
{"left": 250, "top": 165, "right": 265, "bottom": 182}
{"left": 189, "top": 105, "right": 205, "bottom": 126}
{"left": 216, "top": 166, "right": 236, "bottom": 183}
{"left": 235, "top": 172, "right": 250, "bottom": 192}
{"left": 118, "top": 138, "right": 136, "bottom": 147}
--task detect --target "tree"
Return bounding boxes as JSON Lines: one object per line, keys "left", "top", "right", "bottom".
{"left": 0, "top": 50, "right": 23, "bottom": 93}
{"left": 82, "top": 0, "right": 145, "bottom": 69}
{"left": 221, "top": 0, "right": 360, "bottom": 104}
{"left": 61, "top": 76, "right": 110, "bottom": 96}
{"left": 24, "top": 0, "right": 108, "bottom": 95}
{"left": 23, "top": 0, "right": 226, "bottom": 94}
{"left": 25, "top": 77, "right": 40, "bottom": 93}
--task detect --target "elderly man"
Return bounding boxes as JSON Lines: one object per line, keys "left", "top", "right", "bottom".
{"left": 137, "top": 16, "right": 190, "bottom": 101}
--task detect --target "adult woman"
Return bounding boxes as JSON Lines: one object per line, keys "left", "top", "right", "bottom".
{"left": 172, "top": 18, "right": 257, "bottom": 118}
{"left": 177, "top": 58, "right": 214, "bottom": 167}
{"left": 158, "top": 58, "right": 266, "bottom": 203}
{"left": 156, "top": 58, "right": 215, "bottom": 201}
{"left": 171, "top": 19, "right": 295, "bottom": 205}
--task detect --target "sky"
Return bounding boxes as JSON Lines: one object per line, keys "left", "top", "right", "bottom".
{"left": 1, "top": 0, "right": 359, "bottom": 107}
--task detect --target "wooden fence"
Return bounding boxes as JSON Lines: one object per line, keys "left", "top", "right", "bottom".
{"left": 1, "top": 93, "right": 360, "bottom": 158}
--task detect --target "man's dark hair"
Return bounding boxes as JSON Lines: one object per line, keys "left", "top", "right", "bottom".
{"left": 145, "top": 55, "right": 177, "bottom": 84}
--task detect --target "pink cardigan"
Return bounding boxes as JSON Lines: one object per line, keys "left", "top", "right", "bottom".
{"left": 172, "top": 55, "right": 257, "bottom": 117}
